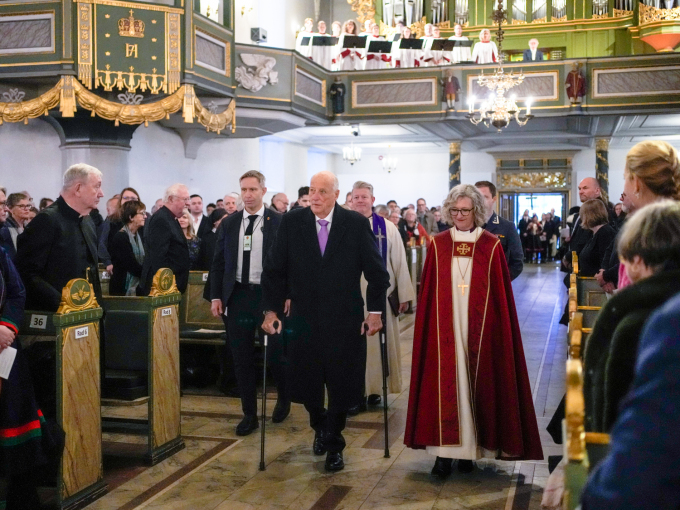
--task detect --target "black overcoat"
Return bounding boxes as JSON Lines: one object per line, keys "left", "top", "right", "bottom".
{"left": 16, "top": 196, "right": 100, "bottom": 312}
{"left": 138, "top": 205, "right": 190, "bottom": 295}
{"left": 261, "top": 204, "right": 390, "bottom": 410}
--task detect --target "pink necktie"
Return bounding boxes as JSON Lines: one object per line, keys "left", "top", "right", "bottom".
{"left": 318, "top": 219, "right": 329, "bottom": 255}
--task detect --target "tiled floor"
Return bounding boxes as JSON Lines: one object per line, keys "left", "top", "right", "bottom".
{"left": 87, "top": 263, "right": 566, "bottom": 510}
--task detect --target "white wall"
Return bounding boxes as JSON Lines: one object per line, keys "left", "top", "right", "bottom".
{"left": 236, "top": 0, "right": 316, "bottom": 49}
{"left": 571, "top": 148, "right": 596, "bottom": 207}
{"left": 608, "top": 148, "right": 627, "bottom": 206}
{"left": 0, "top": 121, "right": 63, "bottom": 201}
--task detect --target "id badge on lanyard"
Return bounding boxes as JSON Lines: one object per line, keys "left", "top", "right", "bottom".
{"left": 243, "top": 235, "right": 252, "bottom": 251}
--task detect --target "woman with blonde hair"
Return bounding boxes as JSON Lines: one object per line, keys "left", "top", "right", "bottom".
{"left": 178, "top": 210, "right": 201, "bottom": 270}
{"left": 616, "top": 140, "right": 680, "bottom": 289}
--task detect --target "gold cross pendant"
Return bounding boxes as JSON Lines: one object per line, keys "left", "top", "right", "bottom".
{"left": 458, "top": 283, "right": 469, "bottom": 296}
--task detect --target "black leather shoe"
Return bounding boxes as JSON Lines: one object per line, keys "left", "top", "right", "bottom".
{"left": 325, "top": 451, "right": 344, "bottom": 472}
{"left": 367, "top": 394, "right": 382, "bottom": 406}
{"left": 347, "top": 400, "right": 368, "bottom": 416}
{"left": 236, "top": 415, "right": 259, "bottom": 436}
{"left": 430, "top": 456, "right": 453, "bottom": 480}
{"left": 457, "top": 459, "right": 474, "bottom": 473}
{"left": 313, "top": 431, "right": 327, "bottom": 456}
{"left": 271, "top": 400, "right": 291, "bottom": 423}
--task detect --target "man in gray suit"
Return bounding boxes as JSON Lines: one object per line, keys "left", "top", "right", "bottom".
{"left": 416, "top": 198, "right": 439, "bottom": 236}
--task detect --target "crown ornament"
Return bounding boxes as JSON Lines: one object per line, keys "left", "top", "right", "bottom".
{"left": 118, "top": 10, "right": 145, "bottom": 38}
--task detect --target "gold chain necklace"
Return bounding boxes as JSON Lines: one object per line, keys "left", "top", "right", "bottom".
{"left": 452, "top": 227, "right": 480, "bottom": 296}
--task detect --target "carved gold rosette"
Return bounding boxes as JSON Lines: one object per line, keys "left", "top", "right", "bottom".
{"left": 149, "top": 268, "right": 180, "bottom": 297}
{"left": 499, "top": 171, "right": 568, "bottom": 189}
{"left": 57, "top": 278, "right": 99, "bottom": 315}
{"left": 0, "top": 77, "right": 236, "bottom": 134}
{"left": 640, "top": 3, "right": 680, "bottom": 23}
{"left": 347, "top": 0, "right": 375, "bottom": 24}
{"left": 613, "top": 8, "right": 633, "bottom": 17}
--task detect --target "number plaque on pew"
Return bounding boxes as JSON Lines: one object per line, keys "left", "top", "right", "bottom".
{"left": 20, "top": 278, "right": 108, "bottom": 509}
{"left": 101, "top": 268, "right": 184, "bottom": 465}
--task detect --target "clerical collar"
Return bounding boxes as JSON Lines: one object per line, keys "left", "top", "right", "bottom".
{"left": 59, "top": 196, "right": 86, "bottom": 219}
{"left": 454, "top": 226, "right": 477, "bottom": 233}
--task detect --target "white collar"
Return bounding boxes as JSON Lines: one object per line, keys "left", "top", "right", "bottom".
{"left": 315, "top": 205, "right": 335, "bottom": 224}
{"left": 243, "top": 205, "right": 265, "bottom": 218}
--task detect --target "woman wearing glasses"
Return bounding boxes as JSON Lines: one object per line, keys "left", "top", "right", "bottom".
{"left": 4, "top": 193, "right": 32, "bottom": 252}
{"left": 405, "top": 184, "right": 542, "bottom": 480}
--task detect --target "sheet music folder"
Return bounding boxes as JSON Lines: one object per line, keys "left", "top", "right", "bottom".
{"left": 312, "top": 36, "right": 339, "bottom": 46}
{"left": 301, "top": 37, "right": 311, "bottom": 46}
{"left": 399, "top": 39, "right": 424, "bottom": 50}
{"left": 342, "top": 35, "right": 367, "bottom": 48}
{"left": 367, "top": 40, "right": 393, "bottom": 54}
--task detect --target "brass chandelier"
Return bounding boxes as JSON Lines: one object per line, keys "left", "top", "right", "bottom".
{"left": 467, "top": 0, "right": 533, "bottom": 132}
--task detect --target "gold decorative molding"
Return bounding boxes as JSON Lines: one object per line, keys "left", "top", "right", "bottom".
{"left": 149, "top": 268, "right": 179, "bottom": 297}
{"left": 592, "top": 13, "right": 608, "bottom": 19}
{"left": 613, "top": 8, "right": 633, "bottom": 17}
{"left": 77, "top": 2, "right": 93, "bottom": 89}
{"left": 57, "top": 278, "right": 99, "bottom": 315}
{"left": 640, "top": 3, "right": 680, "bottom": 23}
{"left": 0, "top": 80, "right": 61, "bottom": 125}
{"left": 565, "top": 358, "right": 586, "bottom": 462}
{"left": 409, "top": 16, "right": 427, "bottom": 38}
{"left": 74, "top": 0, "right": 184, "bottom": 15}
{"left": 552, "top": 15, "right": 567, "bottom": 22}
{"left": 596, "top": 138, "right": 609, "bottom": 151}
{"left": 532, "top": 17, "right": 546, "bottom": 23}
{"left": 499, "top": 171, "right": 569, "bottom": 189}
{"left": 347, "top": 0, "right": 375, "bottom": 24}
{"left": 511, "top": 18, "right": 527, "bottom": 25}
{"left": 449, "top": 142, "right": 461, "bottom": 154}
{"left": 166, "top": 12, "right": 181, "bottom": 92}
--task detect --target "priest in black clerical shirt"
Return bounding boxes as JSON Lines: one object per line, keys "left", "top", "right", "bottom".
{"left": 16, "top": 163, "right": 104, "bottom": 311}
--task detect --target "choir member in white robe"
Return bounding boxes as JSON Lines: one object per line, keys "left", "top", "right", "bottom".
{"left": 334, "top": 20, "right": 362, "bottom": 71}
{"left": 359, "top": 19, "right": 375, "bottom": 36}
{"left": 471, "top": 29, "right": 498, "bottom": 64}
{"left": 419, "top": 23, "right": 435, "bottom": 67}
{"left": 429, "top": 26, "right": 446, "bottom": 65}
{"left": 351, "top": 181, "right": 415, "bottom": 398}
{"left": 447, "top": 23, "right": 472, "bottom": 63}
{"left": 364, "top": 24, "right": 391, "bottom": 69}
{"left": 330, "top": 21, "right": 342, "bottom": 71}
{"left": 393, "top": 26, "right": 419, "bottom": 67}
{"left": 310, "top": 21, "right": 332, "bottom": 69}
{"left": 295, "top": 18, "right": 314, "bottom": 58}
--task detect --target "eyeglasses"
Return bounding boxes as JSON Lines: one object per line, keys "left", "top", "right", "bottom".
{"left": 14, "top": 204, "right": 31, "bottom": 210}
{"left": 172, "top": 195, "right": 191, "bottom": 203}
{"left": 451, "top": 208, "right": 473, "bottom": 216}
{"left": 122, "top": 195, "right": 138, "bottom": 201}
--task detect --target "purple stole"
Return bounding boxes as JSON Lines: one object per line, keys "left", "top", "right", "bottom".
{"left": 372, "top": 212, "right": 388, "bottom": 267}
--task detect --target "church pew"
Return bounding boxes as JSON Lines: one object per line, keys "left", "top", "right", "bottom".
{"left": 569, "top": 312, "right": 583, "bottom": 359}
{"left": 577, "top": 307, "right": 600, "bottom": 330}
{"left": 573, "top": 253, "right": 607, "bottom": 307}
{"left": 179, "top": 271, "right": 225, "bottom": 346}
{"left": 98, "top": 264, "right": 110, "bottom": 297}
{"left": 101, "top": 268, "right": 185, "bottom": 465}
{"left": 18, "top": 278, "right": 107, "bottom": 509}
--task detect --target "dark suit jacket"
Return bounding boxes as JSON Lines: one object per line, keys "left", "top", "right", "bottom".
{"left": 261, "top": 204, "right": 390, "bottom": 409}
{"left": 582, "top": 291, "right": 680, "bottom": 510}
{"left": 16, "top": 196, "right": 101, "bottom": 311}
{"left": 484, "top": 212, "right": 524, "bottom": 280}
{"left": 109, "top": 230, "right": 144, "bottom": 296}
{"left": 139, "top": 205, "right": 190, "bottom": 295}
{"left": 522, "top": 49, "right": 543, "bottom": 61}
{"left": 195, "top": 214, "right": 211, "bottom": 240}
{"left": 0, "top": 224, "right": 15, "bottom": 261}
{"left": 209, "top": 208, "right": 281, "bottom": 305}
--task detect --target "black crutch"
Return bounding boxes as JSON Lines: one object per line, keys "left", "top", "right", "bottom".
{"left": 379, "top": 313, "right": 390, "bottom": 458}
{"left": 260, "top": 321, "right": 279, "bottom": 471}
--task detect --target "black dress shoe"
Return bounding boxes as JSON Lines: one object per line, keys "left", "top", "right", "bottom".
{"left": 367, "top": 394, "right": 382, "bottom": 406}
{"left": 313, "top": 431, "right": 327, "bottom": 456}
{"left": 325, "top": 451, "right": 344, "bottom": 472}
{"left": 347, "top": 400, "right": 368, "bottom": 416}
{"left": 430, "top": 456, "right": 453, "bottom": 480}
{"left": 457, "top": 459, "right": 474, "bottom": 473}
{"left": 236, "top": 415, "right": 259, "bottom": 436}
{"left": 271, "top": 400, "right": 291, "bottom": 423}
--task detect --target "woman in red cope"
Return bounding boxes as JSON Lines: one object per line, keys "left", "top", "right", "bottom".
{"left": 404, "top": 184, "right": 543, "bottom": 480}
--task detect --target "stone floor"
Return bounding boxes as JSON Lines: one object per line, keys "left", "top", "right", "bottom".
{"left": 86, "top": 263, "right": 566, "bottom": 510}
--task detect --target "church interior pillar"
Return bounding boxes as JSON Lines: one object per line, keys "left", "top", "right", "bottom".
{"left": 595, "top": 137, "right": 610, "bottom": 203}
{"left": 449, "top": 141, "right": 461, "bottom": 190}
{"left": 45, "top": 114, "right": 138, "bottom": 198}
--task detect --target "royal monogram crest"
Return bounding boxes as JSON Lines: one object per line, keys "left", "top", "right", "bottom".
{"left": 118, "top": 10, "right": 145, "bottom": 38}
{"left": 57, "top": 278, "right": 99, "bottom": 315}
{"left": 149, "top": 268, "right": 180, "bottom": 297}
{"left": 456, "top": 243, "right": 471, "bottom": 256}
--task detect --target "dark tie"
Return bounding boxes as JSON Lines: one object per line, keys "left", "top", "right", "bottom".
{"left": 241, "top": 215, "right": 258, "bottom": 284}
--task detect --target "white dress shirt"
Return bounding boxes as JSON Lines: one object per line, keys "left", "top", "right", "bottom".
{"left": 191, "top": 214, "right": 203, "bottom": 235}
{"left": 236, "top": 205, "right": 265, "bottom": 284}
{"left": 314, "top": 206, "right": 335, "bottom": 235}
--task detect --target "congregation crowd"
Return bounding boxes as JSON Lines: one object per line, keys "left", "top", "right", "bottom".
{"left": 0, "top": 140, "right": 679, "bottom": 509}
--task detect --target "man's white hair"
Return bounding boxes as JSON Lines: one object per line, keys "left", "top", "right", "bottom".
{"left": 62, "top": 164, "right": 102, "bottom": 191}
{"left": 352, "top": 180, "right": 374, "bottom": 196}
{"left": 312, "top": 171, "right": 339, "bottom": 192}
{"left": 164, "top": 183, "right": 188, "bottom": 203}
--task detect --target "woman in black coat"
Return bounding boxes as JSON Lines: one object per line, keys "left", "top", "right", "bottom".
{"left": 109, "top": 201, "right": 146, "bottom": 296}
{"left": 577, "top": 199, "right": 617, "bottom": 277}
{"left": 584, "top": 200, "right": 680, "bottom": 433}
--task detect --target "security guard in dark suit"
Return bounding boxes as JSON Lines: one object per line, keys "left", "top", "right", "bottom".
{"left": 475, "top": 181, "right": 524, "bottom": 281}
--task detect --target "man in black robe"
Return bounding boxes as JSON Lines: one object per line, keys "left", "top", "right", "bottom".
{"left": 16, "top": 164, "right": 104, "bottom": 311}
{"left": 261, "top": 171, "right": 389, "bottom": 473}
